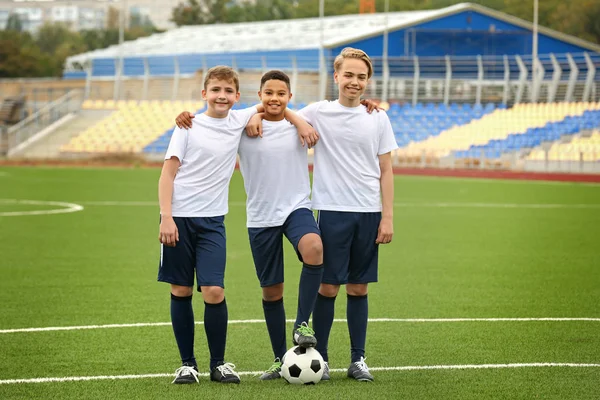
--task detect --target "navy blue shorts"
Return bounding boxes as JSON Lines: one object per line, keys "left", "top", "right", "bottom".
{"left": 158, "top": 216, "right": 227, "bottom": 290}
{"left": 317, "top": 210, "right": 381, "bottom": 285}
{"left": 248, "top": 207, "right": 321, "bottom": 287}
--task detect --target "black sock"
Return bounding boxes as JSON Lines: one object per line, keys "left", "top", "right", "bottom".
{"left": 294, "top": 263, "right": 324, "bottom": 330}
{"left": 312, "top": 293, "right": 336, "bottom": 362}
{"left": 204, "top": 298, "right": 228, "bottom": 371}
{"left": 170, "top": 293, "right": 196, "bottom": 367}
{"left": 262, "top": 297, "right": 287, "bottom": 360}
{"left": 347, "top": 294, "right": 368, "bottom": 363}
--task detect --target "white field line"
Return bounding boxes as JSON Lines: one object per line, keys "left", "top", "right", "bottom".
{"left": 0, "top": 199, "right": 84, "bottom": 217}
{"left": 1, "top": 363, "right": 600, "bottom": 385}
{"left": 2, "top": 317, "right": 599, "bottom": 334}
{"left": 77, "top": 201, "right": 600, "bottom": 209}
{"left": 3, "top": 199, "right": 599, "bottom": 210}
{"left": 399, "top": 175, "right": 600, "bottom": 187}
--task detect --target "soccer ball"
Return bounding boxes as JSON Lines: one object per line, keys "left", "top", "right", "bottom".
{"left": 281, "top": 346, "right": 324, "bottom": 384}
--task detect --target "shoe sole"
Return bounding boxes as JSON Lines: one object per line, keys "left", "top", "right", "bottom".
{"left": 348, "top": 374, "right": 373, "bottom": 382}
{"left": 297, "top": 338, "right": 317, "bottom": 348}
{"left": 259, "top": 376, "right": 281, "bottom": 381}
{"left": 172, "top": 379, "right": 198, "bottom": 384}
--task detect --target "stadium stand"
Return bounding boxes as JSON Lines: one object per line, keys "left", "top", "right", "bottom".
{"left": 460, "top": 109, "right": 600, "bottom": 159}
{"left": 398, "top": 102, "right": 600, "bottom": 160}
{"left": 388, "top": 102, "right": 498, "bottom": 148}
{"left": 527, "top": 130, "right": 600, "bottom": 162}
{"left": 61, "top": 100, "right": 205, "bottom": 154}
{"left": 60, "top": 100, "right": 600, "bottom": 160}
{"left": 81, "top": 99, "right": 119, "bottom": 110}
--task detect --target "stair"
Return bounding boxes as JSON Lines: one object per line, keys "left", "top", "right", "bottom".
{"left": 15, "top": 110, "right": 114, "bottom": 159}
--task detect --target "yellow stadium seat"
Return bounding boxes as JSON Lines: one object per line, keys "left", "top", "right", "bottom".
{"left": 82, "top": 99, "right": 95, "bottom": 110}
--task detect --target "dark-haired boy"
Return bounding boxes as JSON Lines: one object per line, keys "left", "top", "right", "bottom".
{"left": 237, "top": 70, "right": 324, "bottom": 379}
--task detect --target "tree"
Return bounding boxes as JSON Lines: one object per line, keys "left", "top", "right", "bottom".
{"left": 5, "top": 13, "right": 23, "bottom": 32}
{"left": 106, "top": 6, "right": 121, "bottom": 30}
{"left": 227, "top": 0, "right": 295, "bottom": 23}
{"left": 205, "top": 0, "right": 228, "bottom": 24}
{"left": 0, "top": 31, "right": 55, "bottom": 77}
{"left": 36, "top": 23, "right": 85, "bottom": 55}
{"left": 293, "top": 0, "right": 358, "bottom": 18}
{"left": 130, "top": 13, "right": 155, "bottom": 30}
{"left": 171, "top": 0, "right": 204, "bottom": 26}
{"left": 80, "top": 29, "right": 103, "bottom": 51}
{"left": 548, "top": 0, "right": 600, "bottom": 44}
{"left": 583, "top": 1, "right": 600, "bottom": 43}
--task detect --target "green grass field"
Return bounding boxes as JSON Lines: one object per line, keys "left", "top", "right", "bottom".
{"left": 1, "top": 166, "right": 599, "bottom": 399}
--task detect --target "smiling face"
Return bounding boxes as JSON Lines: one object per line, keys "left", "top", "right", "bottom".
{"left": 334, "top": 58, "right": 370, "bottom": 107}
{"left": 202, "top": 78, "right": 240, "bottom": 118}
{"left": 258, "top": 79, "right": 291, "bottom": 121}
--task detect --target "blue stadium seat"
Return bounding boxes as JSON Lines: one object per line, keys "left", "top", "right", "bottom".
{"left": 454, "top": 110, "right": 600, "bottom": 159}
{"left": 389, "top": 102, "right": 499, "bottom": 148}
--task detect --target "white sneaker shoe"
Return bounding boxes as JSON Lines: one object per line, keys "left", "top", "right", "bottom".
{"left": 172, "top": 365, "right": 199, "bottom": 384}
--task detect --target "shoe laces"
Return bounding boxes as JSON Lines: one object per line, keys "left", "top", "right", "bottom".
{"left": 266, "top": 358, "right": 282, "bottom": 373}
{"left": 296, "top": 321, "right": 315, "bottom": 336}
{"left": 216, "top": 362, "right": 238, "bottom": 377}
{"left": 324, "top": 361, "right": 329, "bottom": 372}
{"left": 174, "top": 365, "right": 199, "bottom": 382}
{"left": 353, "top": 357, "right": 370, "bottom": 373}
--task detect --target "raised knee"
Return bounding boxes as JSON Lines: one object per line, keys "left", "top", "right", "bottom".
{"left": 301, "top": 236, "right": 323, "bottom": 264}
{"left": 201, "top": 286, "right": 224, "bottom": 303}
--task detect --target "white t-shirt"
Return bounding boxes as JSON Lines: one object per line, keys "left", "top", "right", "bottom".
{"left": 299, "top": 100, "right": 398, "bottom": 212}
{"left": 165, "top": 107, "right": 257, "bottom": 217}
{"left": 238, "top": 119, "right": 312, "bottom": 228}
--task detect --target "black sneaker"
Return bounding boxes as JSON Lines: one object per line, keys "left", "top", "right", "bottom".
{"left": 172, "top": 364, "right": 199, "bottom": 384}
{"left": 259, "top": 358, "right": 282, "bottom": 380}
{"left": 347, "top": 357, "right": 374, "bottom": 382}
{"left": 210, "top": 362, "right": 241, "bottom": 384}
{"left": 321, "top": 361, "right": 330, "bottom": 381}
{"left": 292, "top": 321, "right": 317, "bottom": 348}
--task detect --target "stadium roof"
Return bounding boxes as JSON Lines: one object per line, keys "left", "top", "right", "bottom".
{"left": 66, "top": 2, "right": 600, "bottom": 68}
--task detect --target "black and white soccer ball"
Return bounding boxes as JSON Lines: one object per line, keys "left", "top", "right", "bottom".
{"left": 281, "top": 345, "right": 324, "bottom": 384}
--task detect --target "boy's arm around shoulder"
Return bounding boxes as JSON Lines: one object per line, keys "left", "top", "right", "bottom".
{"left": 284, "top": 108, "right": 319, "bottom": 148}
{"left": 241, "top": 104, "right": 265, "bottom": 138}
{"left": 175, "top": 111, "right": 195, "bottom": 129}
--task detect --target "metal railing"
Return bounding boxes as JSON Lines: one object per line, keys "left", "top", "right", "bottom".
{"left": 6, "top": 90, "right": 84, "bottom": 156}
{"left": 364, "top": 52, "right": 600, "bottom": 106}
{"left": 76, "top": 52, "right": 600, "bottom": 105}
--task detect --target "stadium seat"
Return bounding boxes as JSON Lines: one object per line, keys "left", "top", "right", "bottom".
{"left": 61, "top": 100, "right": 206, "bottom": 154}
{"left": 398, "top": 102, "right": 600, "bottom": 159}
{"left": 526, "top": 129, "right": 600, "bottom": 162}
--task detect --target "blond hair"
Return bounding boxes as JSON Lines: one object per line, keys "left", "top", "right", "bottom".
{"left": 333, "top": 47, "right": 373, "bottom": 79}
{"left": 203, "top": 65, "right": 240, "bottom": 91}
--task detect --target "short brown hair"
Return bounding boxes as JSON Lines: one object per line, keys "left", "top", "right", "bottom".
{"left": 333, "top": 47, "right": 373, "bottom": 79}
{"left": 203, "top": 65, "right": 240, "bottom": 91}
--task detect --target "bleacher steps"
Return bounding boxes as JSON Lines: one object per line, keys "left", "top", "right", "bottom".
{"left": 12, "top": 110, "right": 114, "bottom": 159}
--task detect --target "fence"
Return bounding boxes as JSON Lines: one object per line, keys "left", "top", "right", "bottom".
{"left": 4, "top": 90, "right": 84, "bottom": 157}
{"left": 0, "top": 78, "right": 85, "bottom": 116}
{"left": 67, "top": 52, "right": 600, "bottom": 105}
